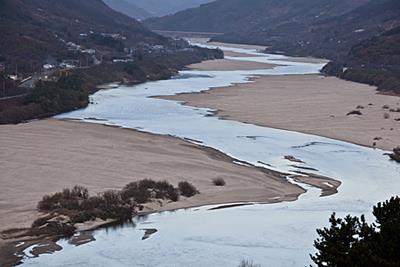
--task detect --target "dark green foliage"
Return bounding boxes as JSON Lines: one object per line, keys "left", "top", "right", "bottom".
{"left": 123, "top": 63, "right": 147, "bottom": 82}
{"left": 323, "top": 64, "right": 400, "bottom": 95}
{"left": 25, "top": 75, "right": 88, "bottom": 113}
{"left": 0, "top": 45, "right": 222, "bottom": 125}
{"left": 311, "top": 196, "right": 400, "bottom": 267}
{"left": 178, "top": 181, "right": 199, "bottom": 197}
{"left": 0, "top": 74, "right": 89, "bottom": 124}
{"left": 322, "top": 26, "right": 400, "bottom": 95}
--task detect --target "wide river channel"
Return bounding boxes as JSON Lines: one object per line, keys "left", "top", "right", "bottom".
{"left": 21, "top": 44, "right": 400, "bottom": 266}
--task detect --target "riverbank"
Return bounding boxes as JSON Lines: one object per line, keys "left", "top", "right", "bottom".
{"left": 1, "top": 119, "right": 322, "bottom": 265}
{"left": 0, "top": 119, "right": 309, "bottom": 233}
{"left": 186, "top": 58, "right": 277, "bottom": 71}
{"left": 162, "top": 74, "right": 400, "bottom": 151}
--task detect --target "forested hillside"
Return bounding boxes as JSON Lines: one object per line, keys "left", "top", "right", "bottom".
{"left": 145, "top": 0, "right": 400, "bottom": 93}
{"left": 323, "top": 27, "right": 400, "bottom": 94}
{"left": 0, "top": 0, "right": 164, "bottom": 73}
{"left": 0, "top": 0, "right": 223, "bottom": 123}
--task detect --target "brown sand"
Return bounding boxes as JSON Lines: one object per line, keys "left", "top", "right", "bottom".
{"left": 0, "top": 119, "right": 305, "bottom": 233}
{"left": 162, "top": 75, "right": 400, "bottom": 150}
{"left": 187, "top": 58, "right": 277, "bottom": 71}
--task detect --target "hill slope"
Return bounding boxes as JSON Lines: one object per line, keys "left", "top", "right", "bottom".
{"left": 323, "top": 27, "right": 400, "bottom": 94}
{"left": 145, "top": 0, "right": 400, "bottom": 58}
{"left": 0, "top": 0, "right": 165, "bottom": 73}
{"left": 0, "top": 0, "right": 223, "bottom": 123}
{"left": 103, "top": 0, "right": 151, "bottom": 20}
{"left": 128, "top": 0, "right": 214, "bottom": 17}
{"left": 145, "top": 0, "right": 400, "bottom": 93}
{"left": 145, "top": 0, "right": 370, "bottom": 33}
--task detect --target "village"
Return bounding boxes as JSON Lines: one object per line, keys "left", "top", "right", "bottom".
{"left": 0, "top": 31, "right": 193, "bottom": 99}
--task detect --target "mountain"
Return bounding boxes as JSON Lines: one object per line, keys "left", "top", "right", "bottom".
{"left": 103, "top": 0, "right": 151, "bottom": 20}
{"left": 0, "top": 0, "right": 223, "bottom": 123}
{"left": 127, "top": 0, "right": 214, "bottom": 17}
{"left": 0, "top": 0, "right": 166, "bottom": 73}
{"left": 323, "top": 26, "right": 400, "bottom": 94}
{"left": 145, "top": 0, "right": 400, "bottom": 93}
{"left": 145, "top": 0, "right": 400, "bottom": 58}
{"left": 145, "top": 0, "right": 370, "bottom": 33}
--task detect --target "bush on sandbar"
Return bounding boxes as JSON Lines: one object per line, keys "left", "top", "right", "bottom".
{"left": 178, "top": 181, "right": 199, "bottom": 197}
{"left": 212, "top": 178, "right": 226, "bottom": 186}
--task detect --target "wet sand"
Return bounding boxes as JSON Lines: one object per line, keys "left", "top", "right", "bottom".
{"left": 162, "top": 74, "right": 400, "bottom": 150}
{"left": 0, "top": 119, "right": 305, "bottom": 234}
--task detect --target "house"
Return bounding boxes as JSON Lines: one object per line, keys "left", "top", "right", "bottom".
{"left": 67, "top": 42, "right": 81, "bottom": 51}
{"left": 8, "top": 75, "right": 18, "bottom": 81}
{"left": 151, "top": 45, "right": 165, "bottom": 53}
{"left": 81, "top": 49, "right": 96, "bottom": 54}
{"left": 59, "top": 59, "right": 78, "bottom": 69}
{"left": 43, "top": 64, "right": 55, "bottom": 71}
{"left": 113, "top": 59, "right": 134, "bottom": 63}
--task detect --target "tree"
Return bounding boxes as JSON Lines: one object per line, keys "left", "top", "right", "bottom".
{"left": 311, "top": 197, "right": 400, "bottom": 267}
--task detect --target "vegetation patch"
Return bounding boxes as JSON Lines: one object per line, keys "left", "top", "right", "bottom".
{"left": 30, "top": 179, "right": 199, "bottom": 238}
{"left": 238, "top": 260, "right": 261, "bottom": 267}
{"left": 178, "top": 181, "right": 199, "bottom": 197}
{"left": 388, "top": 147, "right": 400, "bottom": 163}
{"left": 311, "top": 196, "right": 400, "bottom": 266}
{"left": 347, "top": 110, "right": 362, "bottom": 116}
{"left": 212, "top": 178, "right": 226, "bottom": 186}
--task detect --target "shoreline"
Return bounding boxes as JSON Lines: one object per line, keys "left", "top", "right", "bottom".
{"left": 161, "top": 74, "right": 400, "bottom": 151}
{"left": 0, "top": 119, "right": 341, "bottom": 266}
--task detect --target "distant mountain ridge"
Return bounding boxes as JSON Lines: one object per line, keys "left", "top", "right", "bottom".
{"left": 145, "top": 0, "right": 400, "bottom": 58}
{"left": 104, "top": 0, "right": 214, "bottom": 19}
{"left": 145, "top": 0, "right": 400, "bottom": 94}
{"left": 103, "top": 0, "right": 151, "bottom": 20}
{"left": 0, "top": 0, "right": 165, "bottom": 73}
{"left": 128, "top": 0, "right": 214, "bottom": 17}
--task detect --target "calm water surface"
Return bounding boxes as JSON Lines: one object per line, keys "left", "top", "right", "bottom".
{"left": 21, "top": 44, "right": 400, "bottom": 267}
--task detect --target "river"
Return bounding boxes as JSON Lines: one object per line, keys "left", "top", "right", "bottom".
{"left": 20, "top": 44, "right": 400, "bottom": 267}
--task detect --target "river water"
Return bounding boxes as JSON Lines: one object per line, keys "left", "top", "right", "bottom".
{"left": 21, "top": 44, "right": 400, "bottom": 266}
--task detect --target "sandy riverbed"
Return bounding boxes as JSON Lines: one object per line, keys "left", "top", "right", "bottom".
{"left": 187, "top": 58, "right": 277, "bottom": 71}
{"left": 162, "top": 74, "right": 400, "bottom": 150}
{"left": 0, "top": 119, "right": 305, "bottom": 234}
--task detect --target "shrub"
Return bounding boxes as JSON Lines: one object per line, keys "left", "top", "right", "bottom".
{"left": 178, "top": 181, "right": 199, "bottom": 197}
{"left": 389, "top": 147, "right": 400, "bottom": 162}
{"left": 121, "top": 179, "right": 180, "bottom": 203}
{"left": 384, "top": 112, "right": 390, "bottom": 119}
{"left": 347, "top": 110, "right": 362, "bottom": 116}
{"left": 212, "top": 178, "right": 226, "bottom": 186}
{"left": 238, "top": 260, "right": 261, "bottom": 267}
{"left": 37, "top": 185, "right": 89, "bottom": 211}
{"left": 311, "top": 196, "right": 400, "bottom": 267}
